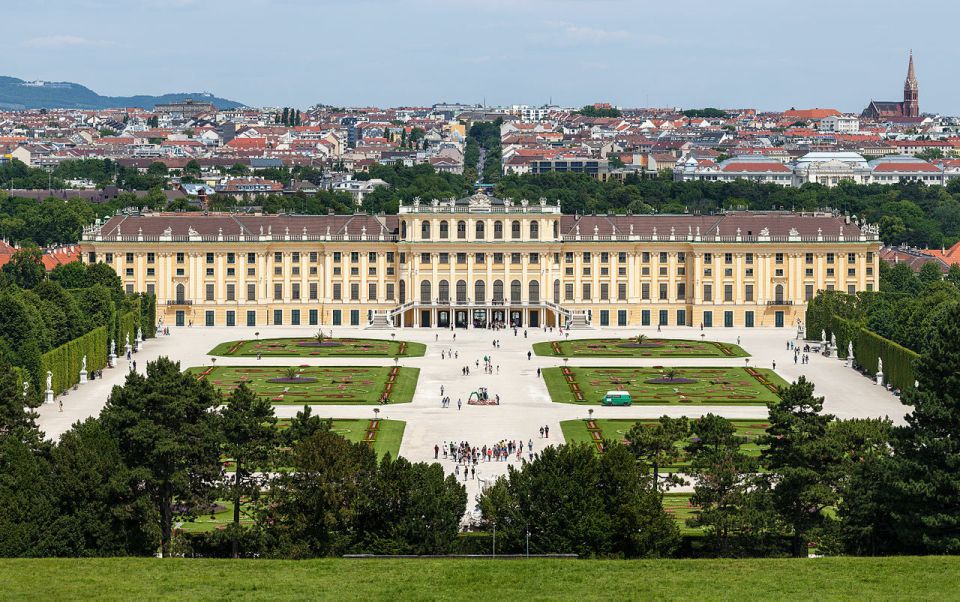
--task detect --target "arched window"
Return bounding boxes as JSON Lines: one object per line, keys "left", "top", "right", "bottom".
{"left": 530, "top": 221, "right": 539, "bottom": 240}
{"left": 420, "top": 280, "right": 431, "bottom": 303}
{"left": 511, "top": 220, "right": 521, "bottom": 239}
{"left": 439, "top": 279, "right": 449, "bottom": 302}
{"left": 421, "top": 221, "right": 431, "bottom": 239}
{"left": 775, "top": 284, "right": 784, "bottom": 303}
{"left": 529, "top": 280, "right": 540, "bottom": 303}
{"left": 475, "top": 221, "right": 485, "bottom": 240}
{"left": 553, "top": 279, "right": 560, "bottom": 303}
{"left": 457, "top": 220, "right": 466, "bottom": 239}
{"left": 475, "top": 280, "right": 486, "bottom": 303}
{"left": 176, "top": 283, "right": 185, "bottom": 303}
{"left": 456, "top": 280, "right": 467, "bottom": 303}
{"left": 494, "top": 221, "right": 503, "bottom": 240}
{"left": 439, "top": 220, "right": 449, "bottom": 239}
{"left": 511, "top": 279, "right": 522, "bottom": 303}
{"left": 493, "top": 279, "right": 504, "bottom": 302}
{"left": 553, "top": 221, "right": 559, "bottom": 239}
{"left": 400, "top": 221, "right": 407, "bottom": 239}
{"left": 399, "top": 280, "right": 406, "bottom": 303}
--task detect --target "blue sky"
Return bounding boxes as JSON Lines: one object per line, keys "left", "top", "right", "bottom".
{"left": 7, "top": 0, "right": 956, "bottom": 112}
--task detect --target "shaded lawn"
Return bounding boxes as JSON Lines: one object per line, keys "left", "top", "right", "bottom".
{"left": 543, "top": 366, "right": 787, "bottom": 405}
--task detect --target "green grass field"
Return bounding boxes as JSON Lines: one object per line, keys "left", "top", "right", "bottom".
{"left": 187, "top": 365, "right": 419, "bottom": 405}
{"left": 543, "top": 366, "right": 787, "bottom": 405}
{"left": 559, "top": 419, "right": 768, "bottom": 470}
{"left": 663, "top": 492, "right": 702, "bottom": 535}
{"left": 2, "top": 557, "right": 956, "bottom": 600}
{"left": 208, "top": 337, "right": 427, "bottom": 358}
{"left": 533, "top": 337, "right": 749, "bottom": 358}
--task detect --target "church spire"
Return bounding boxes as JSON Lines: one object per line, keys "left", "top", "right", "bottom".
{"left": 905, "top": 50, "right": 918, "bottom": 88}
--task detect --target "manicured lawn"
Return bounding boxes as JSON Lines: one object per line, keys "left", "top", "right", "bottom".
{"left": 533, "top": 337, "right": 749, "bottom": 358}
{"left": 276, "top": 417, "right": 405, "bottom": 460}
{"left": 4, "top": 557, "right": 958, "bottom": 599}
{"left": 663, "top": 493, "right": 702, "bottom": 535}
{"left": 177, "top": 500, "right": 251, "bottom": 534}
{"left": 543, "top": 366, "right": 787, "bottom": 405}
{"left": 187, "top": 365, "right": 419, "bottom": 405}
{"left": 559, "top": 418, "right": 768, "bottom": 470}
{"left": 208, "top": 337, "right": 426, "bottom": 357}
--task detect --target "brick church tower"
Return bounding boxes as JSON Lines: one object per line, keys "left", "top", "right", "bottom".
{"left": 903, "top": 51, "right": 919, "bottom": 117}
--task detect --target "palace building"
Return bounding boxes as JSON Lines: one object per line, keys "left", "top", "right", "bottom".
{"left": 79, "top": 192, "right": 881, "bottom": 330}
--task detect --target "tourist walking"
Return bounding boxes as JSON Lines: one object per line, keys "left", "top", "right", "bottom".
{"left": 457, "top": 398, "right": 462, "bottom": 411}
{"left": 434, "top": 444, "right": 439, "bottom": 459}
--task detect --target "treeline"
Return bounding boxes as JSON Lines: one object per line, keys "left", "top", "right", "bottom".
{"left": 0, "top": 252, "right": 149, "bottom": 395}
{"left": 468, "top": 119, "right": 502, "bottom": 183}
{"left": 0, "top": 360, "right": 466, "bottom": 558}
{"left": 8, "top": 164, "right": 960, "bottom": 249}
{"left": 807, "top": 261, "right": 960, "bottom": 355}
{"left": 494, "top": 172, "right": 960, "bottom": 249}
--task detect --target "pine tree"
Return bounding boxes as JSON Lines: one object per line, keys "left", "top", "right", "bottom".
{"left": 890, "top": 302, "right": 960, "bottom": 553}
{"left": 760, "top": 377, "right": 840, "bottom": 557}
{"left": 281, "top": 107, "right": 289, "bottom": 126}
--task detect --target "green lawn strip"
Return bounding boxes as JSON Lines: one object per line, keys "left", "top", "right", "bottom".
{"left": 662, "top": 492, "right": 703, "bottom": 536}
{"left": 4, "top": 557, "right": 958, "bottom": 599}
{"left": 559, "top": 419, "right": 768, "bottom": 471}
{"left": 186, "top": 365, "right": 419, "bottom": 405}
{"left": 533, "top": 338, "right": 749, "bottom": 358}
{"left": 543, "top": 366, "right": 785, "bottom": 405}
{"left": 176, "top": 500, "right": 253, "bottom": 534}
{"left": 274, "top": 418, "right": 404, "bottom": 460}
{"left": 208, "top": 338, "right": 426, "bottom": 358}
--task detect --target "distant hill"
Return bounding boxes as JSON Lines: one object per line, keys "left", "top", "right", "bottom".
{"left": 0, "top": 76, "right": 245, "bottom": 110}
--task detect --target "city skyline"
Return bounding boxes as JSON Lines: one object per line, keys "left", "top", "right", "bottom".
{"left": 6, "top": 0, "right": 956, "bottom": 113}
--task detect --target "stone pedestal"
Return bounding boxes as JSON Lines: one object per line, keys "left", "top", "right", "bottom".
{"left": 108, "top": 354, "right": 116, "bottom": 368}
{"left": 79, "top": 369, "right": 88, "bottom": 384}
{"left": 845, "top": 358, "right": 852, "bottom": 368}
{"left": 876, "top": 372, "right": 884, "bottom": 386}
{"left": 45, "top": 389, "right": 54, "bottom": 404}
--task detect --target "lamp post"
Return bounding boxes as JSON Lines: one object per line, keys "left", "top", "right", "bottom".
{"left": 588, "top": 408, "right": 594, "bottom": 422}
{"left": 744, "top": 358, "right": 749, "bottom": 367}
{"left": 373, "top": 407, "right": 380, "bottom": 422}
{"left": 492, "top": 521, "right": 497, "bottom": 558}
{"left": 526, "top": 529, "right": 530, "bottom": 559}
{"left": 254, "top": 331, "right": 260, "bottom": 341}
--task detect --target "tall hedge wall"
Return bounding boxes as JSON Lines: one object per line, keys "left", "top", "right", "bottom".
{"left": 39, "top": 326, "right": 108, "bottom": 396}
{"left": 118, "top": 310, "right": 139, "bottom": 351}
{"left": 139, "top": 293, "right": 156, "bottom": 339}
{"left": 823, "top": 314, "right": 919, "bottom": 392}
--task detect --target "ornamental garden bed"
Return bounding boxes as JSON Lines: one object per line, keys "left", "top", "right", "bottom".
{"left": 208, "top": 337, "right": 426, "bottom": 358}
{"left": 533, "top": 338, "right": 749, "bottom": 358}
{"left": 543, "top": 366, "right": 786, "bottom": 405}
{"left": 187, "top": 365, "right": 418, "bottom": 405}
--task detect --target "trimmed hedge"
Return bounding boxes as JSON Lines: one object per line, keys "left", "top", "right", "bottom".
{"left": 139, "top": 293, "right": 156, "bottom": 339}
{"left": 855, "top": 329, "right": 919, "bottom": 392}
{"left": 823, "top": 314, "right": 919, "bottom": 392}
{"left": 39, "top": 326, "right": 108, "bottom": 396}
{"left": 118, "top": 310, "right": 139, "bottom": 351}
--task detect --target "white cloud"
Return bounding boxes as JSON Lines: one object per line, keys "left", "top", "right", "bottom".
{"left": 560, "top": 24, "right": 629, "bottom": 42}
{"left": 23, "top": 35, "right": 113, "bottom": 49}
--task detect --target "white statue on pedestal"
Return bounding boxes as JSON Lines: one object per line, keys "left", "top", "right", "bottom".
{"left": 876, "top": 357, "right": 884, "bottom": 386}
{"left": 80, "top": 355, "right": 88, "bottom": 384}
{"left": 110, "top": 339, "right": 116, "bottom": 357}
{"left": 45, "top": 370, "right": 54, "bottom": 404}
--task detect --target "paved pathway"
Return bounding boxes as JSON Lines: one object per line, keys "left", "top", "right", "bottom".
{"left": 36, "top": 324, "right": 909, "bottom": 509}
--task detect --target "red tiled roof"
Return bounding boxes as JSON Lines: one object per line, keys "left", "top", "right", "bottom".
{"left": 872, "top": 162, "right": 939, "bottom": 172}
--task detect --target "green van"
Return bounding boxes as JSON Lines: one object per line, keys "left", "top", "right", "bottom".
{"left": 602, "top": 391, "right": 633, "bottom": 406}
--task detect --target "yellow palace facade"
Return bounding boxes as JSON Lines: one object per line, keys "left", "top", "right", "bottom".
{"left": 79, "top": 193, "right": 880, "bottom": 331}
